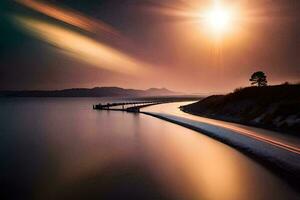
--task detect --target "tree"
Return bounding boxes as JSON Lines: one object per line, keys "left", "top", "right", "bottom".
{"left": 250, "top": 71, "right": 267, "bottom": 87}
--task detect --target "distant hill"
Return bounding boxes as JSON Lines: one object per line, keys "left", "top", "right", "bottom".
{"left": 181, "top": 84, "right": 300, "bottom": 134}
{"left": 0, "top": 87, "right": 180, "bottom": 97}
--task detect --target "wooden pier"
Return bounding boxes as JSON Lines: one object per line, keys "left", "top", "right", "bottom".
{"left": 93, "top": 101, "right": 166, "bottom": 113}
{"left": 93, "top": 96, "right": 202, "bottom": 113}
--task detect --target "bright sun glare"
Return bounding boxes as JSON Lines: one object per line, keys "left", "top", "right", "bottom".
{"left": 205, "top": 5, "right": 233, "bottom": 34}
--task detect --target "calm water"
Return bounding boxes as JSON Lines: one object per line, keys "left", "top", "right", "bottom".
{"left": 0, "top": 98, "right": 298, "bottom": 200}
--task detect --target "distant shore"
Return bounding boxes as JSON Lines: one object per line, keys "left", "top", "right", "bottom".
{"left": 0, "top": 87, "right": 180, "bottom": 97}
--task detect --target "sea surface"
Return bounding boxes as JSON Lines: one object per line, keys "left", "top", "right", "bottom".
{"left": 0, "top": 98, "right": 298, "bottom": 200}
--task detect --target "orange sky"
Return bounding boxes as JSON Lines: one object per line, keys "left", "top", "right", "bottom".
{"left": 0, "top": 0, "right": 299, "bottom": 93}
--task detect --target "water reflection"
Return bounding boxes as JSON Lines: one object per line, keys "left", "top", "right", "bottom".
{"left": 0, "top": 98, "right": 298, "bottom": 200}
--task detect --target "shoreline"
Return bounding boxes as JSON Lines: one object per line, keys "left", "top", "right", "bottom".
{"left": 181, "top": 108, "right": 299, "bottom": 137}
{"left": 141, "top": 111, "right": 300, "bottom": 191}
{"left": 179, "top": 85, "right": 300, "bottom": 136}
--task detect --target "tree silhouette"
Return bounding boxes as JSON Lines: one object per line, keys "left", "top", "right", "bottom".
{"left": 250, "top": 71, "right": 267, "bottom": 87}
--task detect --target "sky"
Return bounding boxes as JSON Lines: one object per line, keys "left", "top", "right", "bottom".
{"left": 0, "top": 0, "right": 299, "bottom": 93}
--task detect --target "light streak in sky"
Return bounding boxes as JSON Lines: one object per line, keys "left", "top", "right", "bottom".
{"left": 14, "top": 16, "right": 148, "bottom": 75}
{"left": 15, "top": 0, "right": 118, "bottom": 36}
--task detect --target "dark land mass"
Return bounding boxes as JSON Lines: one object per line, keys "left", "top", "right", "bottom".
{"left": 0, "top": 87, "right": 181, "bottom": 97}
{"left": 181, "top": 84, "right": 300, "bottom": 135}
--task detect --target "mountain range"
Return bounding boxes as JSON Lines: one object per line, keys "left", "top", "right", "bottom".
{"left": 0, "top": 87, "right": 180, "bottom": 97}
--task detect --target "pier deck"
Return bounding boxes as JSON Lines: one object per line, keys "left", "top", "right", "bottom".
{"left": 93, "top": 101, "right": 166, "bottom": 113}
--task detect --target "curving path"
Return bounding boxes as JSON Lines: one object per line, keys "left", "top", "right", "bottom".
{"left": 141, "top": 102, "right": 300, "bottom": 187}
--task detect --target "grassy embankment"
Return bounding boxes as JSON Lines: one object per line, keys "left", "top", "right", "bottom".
{"left": 181, "top": 84, "right": 300, "bottom": 135}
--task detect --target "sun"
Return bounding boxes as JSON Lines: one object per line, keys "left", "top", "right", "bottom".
{"left": 205, "top": 5, "right": 233, "bottom": 34}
